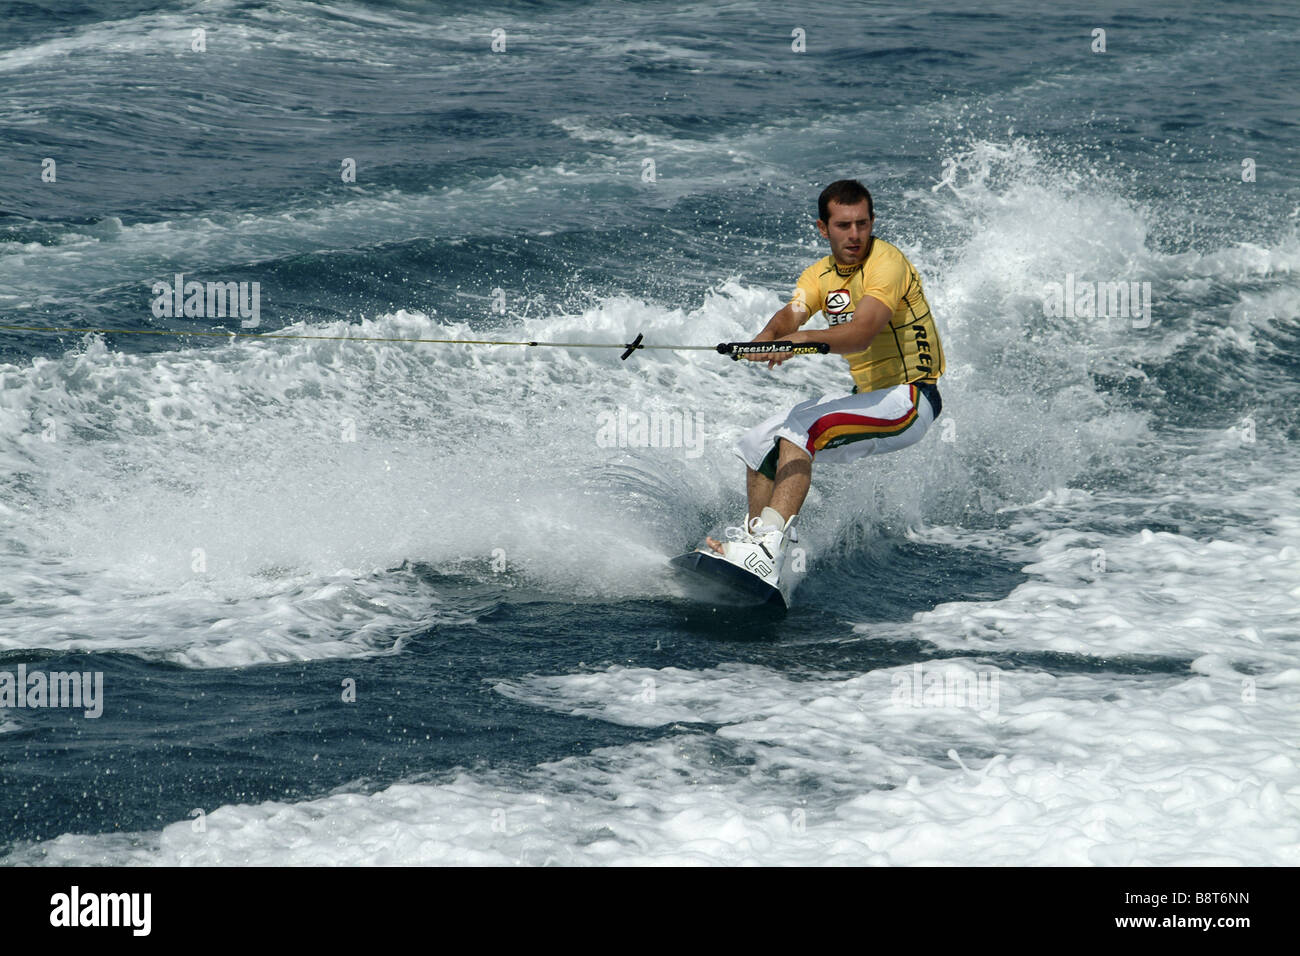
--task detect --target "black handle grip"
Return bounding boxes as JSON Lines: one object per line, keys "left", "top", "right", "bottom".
{"left": 718, "top": 340, "right": 830, "bottom": 360}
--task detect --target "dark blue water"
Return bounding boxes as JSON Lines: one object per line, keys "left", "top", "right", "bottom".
{"left": 2, "top": 1, "right": 1297, "bottom": 864}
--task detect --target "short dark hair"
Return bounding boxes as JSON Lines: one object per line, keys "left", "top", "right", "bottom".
{"left": 818, "top": 180, "right": 873, "bottom": 222}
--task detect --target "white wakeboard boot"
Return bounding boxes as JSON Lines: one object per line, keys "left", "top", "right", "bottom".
{"left": 711, "top": 506, "right": 798, "bottom": 589}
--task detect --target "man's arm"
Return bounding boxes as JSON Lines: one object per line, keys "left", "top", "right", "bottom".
{"left": 753, "top": 301, "right": 808, "bottom": 342}
{"left": 751, "top": 294, "right": 892, "bottom": 365}
{"left": 791, "top": 293, "right": 892, "bottom": 354}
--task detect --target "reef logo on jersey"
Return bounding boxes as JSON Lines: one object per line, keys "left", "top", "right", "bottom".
{"left": 825, "top": 288, "right": 853, "bottom": 326}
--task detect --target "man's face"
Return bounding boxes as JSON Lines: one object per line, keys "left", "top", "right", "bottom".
{"left": 817, "top": 199, "right": 874, "bottom": 266}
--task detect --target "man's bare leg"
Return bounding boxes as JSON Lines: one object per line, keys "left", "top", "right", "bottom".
{"left": 746, "top": 466, "right": 774, "bottom": 518}
{"left": 708, "top": 439, "right": 812, "bottom": 554}
{"left": 769, "top": 438, "right": 812, "bottom": 519}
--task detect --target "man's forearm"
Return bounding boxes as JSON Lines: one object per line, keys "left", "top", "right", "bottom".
{"left": 754, "top": 304, "right": 805, "bottom": 342}
{"left": 790, "top": 316, "right": 887, "bottom": 354}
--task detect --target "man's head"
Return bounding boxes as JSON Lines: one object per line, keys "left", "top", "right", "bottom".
{"left": 816, "top": 180, "right": 875, "bottom": 267}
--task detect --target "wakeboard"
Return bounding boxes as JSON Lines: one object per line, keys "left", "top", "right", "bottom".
{"left": 669, "top": 548, "right": 795, "bottom": 610}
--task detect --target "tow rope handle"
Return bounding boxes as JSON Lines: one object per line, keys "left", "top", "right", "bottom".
{"left": 617, "top": 335, "right": 830, "bottom": 361}
{"left": 718, "top": 340, "right": 831, "bottom": 361}
{"left": 5, "top": 323, "right": 833, "bottom": 363}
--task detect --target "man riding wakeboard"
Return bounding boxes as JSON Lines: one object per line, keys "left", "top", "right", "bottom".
{"left": 702, "top": 179, "right": 947, "bottom": 593}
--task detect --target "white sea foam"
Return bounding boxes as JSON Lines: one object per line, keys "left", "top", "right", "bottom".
{"left": 18, "top": 649, "right": 1300, "bottom": 865}
{"left": 15, "top": 429, "right": 1298, "bottom": 863}
{"left": 0, "top": 292, "right": 841, "bottom": 664}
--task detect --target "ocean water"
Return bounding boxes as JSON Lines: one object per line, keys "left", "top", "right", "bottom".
{"left": 1, "top": 0, "right": 1297, "bottom": 865}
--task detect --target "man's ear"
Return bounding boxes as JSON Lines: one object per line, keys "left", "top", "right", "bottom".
{"left": 816, "top": 219, "right": 830, "bottom": 238}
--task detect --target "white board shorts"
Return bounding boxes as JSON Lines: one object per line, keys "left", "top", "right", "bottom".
{"left": 736, "top": 381, "right": 942, "bottom": 478}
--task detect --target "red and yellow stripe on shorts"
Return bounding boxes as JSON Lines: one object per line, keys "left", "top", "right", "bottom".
{"left": 804, "top": 384, "right": 920, "bottom": 454}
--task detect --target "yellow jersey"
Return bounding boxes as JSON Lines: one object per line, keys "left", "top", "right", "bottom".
{"left": 790, "top": 237, "right": 945, "bottom": 391}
